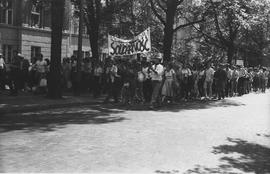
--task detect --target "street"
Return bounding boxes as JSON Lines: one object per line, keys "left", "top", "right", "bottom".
{"left": 0, "top": 91, "right": 269, "bottom": 173}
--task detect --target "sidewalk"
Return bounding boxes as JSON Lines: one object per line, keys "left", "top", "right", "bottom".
{"left": 0, "top": 91, "right": 105, "bottom": 114}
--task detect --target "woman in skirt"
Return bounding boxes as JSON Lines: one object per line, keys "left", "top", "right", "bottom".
{"left": 161, "top": 63, "right": 176, "bottom": 103}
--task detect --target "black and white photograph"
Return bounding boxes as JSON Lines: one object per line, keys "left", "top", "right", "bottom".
{"left": 0, "top": 0, "right": 270, "bottom": 173}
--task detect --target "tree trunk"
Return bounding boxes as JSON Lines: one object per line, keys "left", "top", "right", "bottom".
{"left": 227, "top": 45, "right": 235, "bottom": 65}
{"left": 48, "top": 0, "right": 65, "bottom": 99}
{"left": 162, "top": 0, "right": 177, "bottom": 63}
{"left": 89, "top": 26, "right": 99, "bottom": 66}
{"left": 163, "top": 26, "right": 174, "bottom": 63}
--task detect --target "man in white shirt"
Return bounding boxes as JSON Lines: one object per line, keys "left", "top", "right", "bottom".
{"left": 231, "top": 66, "right": 239, "bottom": 96}
{"left": 149, "top": 56, "right": 164, "bottom": 107}
{"left": 226, "top": 65, "right": 233, "bottom": 97}
{"left": 35, "top": 54, "right": 47, "bottom": 74}
{"left": 104, "top": 60, "right": 121, "bottom": 103}
{"left": 238, "top": 66, "right": 247, "bottom": 96}
{"left": 180, "top": 64, "right": 192, "bottom": 100}
{"left": 93, "top": 62, "right": 103, "bottom": 97}
{"left": 204, "top": 63, "right": 215, "bottom": 99}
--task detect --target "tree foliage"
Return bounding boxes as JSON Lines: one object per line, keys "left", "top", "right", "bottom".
{"left": 149, "top": 0, "right": 205, "bottom": 62}
{"left": 193, "top": 0, "right": 270, "bottom": 64}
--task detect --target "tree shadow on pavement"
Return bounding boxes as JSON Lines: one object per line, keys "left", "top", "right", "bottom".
{"left": 0, "top": 105, "right": 127, "bottom": 133}
{"left": 104, "top": 98, "right": 245, "bottom": 112}
{"left": 184, "top": 137, "right": 270, "bottom": 174}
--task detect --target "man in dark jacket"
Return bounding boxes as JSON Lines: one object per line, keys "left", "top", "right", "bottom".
{"left": 9, "top": 53, "right": 21, "bottom": 96}
{"left": 214, "top": 64, "right": 227, "bottom": 100}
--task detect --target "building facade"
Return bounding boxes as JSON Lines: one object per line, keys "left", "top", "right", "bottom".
{"left": 0, "top": 0, "right": 91, "bottom": 63}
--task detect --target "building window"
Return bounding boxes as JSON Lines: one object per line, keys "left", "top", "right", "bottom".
{"left": 73, "top": 19, "right": 79, "bottom": 34}
{"left": 82, "top": 25, "right": 88, "bottom": 35}
{"left": 31, "top": 2, "right": 42, "bottom": 27}
{"left": 85, "top": 51, "right": 90, "bottom": 58}
{"left": 31, "top": 46, "right": 41, "bottom": 58}
{"left": 73, "top": 50, "right": 91, "bottom": 58}
{"left": 2, "top": 44, "right": 14, "bottom": 63}
{"left": 0, "top": 0, "right": 13, "bottom": 25}
{"left": 73, "top": 50, "right": 78, "bottom": 57}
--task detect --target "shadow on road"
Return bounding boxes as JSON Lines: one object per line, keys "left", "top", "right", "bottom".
{"left": 0, "top": 105, "right": 127, "bottom": 133}
{"left": 184, "top": 136, "right": 270, "bottom": 174}
{"left": 104, "top": 98, "right": 245, "bottom": 112}
{"left": 0, "top": 98, "right": 245, "bottom": 133}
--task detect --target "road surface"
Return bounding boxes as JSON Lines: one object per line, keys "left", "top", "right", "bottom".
{"left": 0, "top": 91, "right": 269, "bottom": 173}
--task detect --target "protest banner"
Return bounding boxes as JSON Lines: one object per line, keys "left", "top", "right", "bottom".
{"left": 108, "top": 28, "right": 151, "bottom": 56}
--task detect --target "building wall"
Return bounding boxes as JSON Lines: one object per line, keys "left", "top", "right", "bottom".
{"left": 0, "top": 24, "right": 19, "bottom": 62}
{"left": 0, "top": 0, "right": 91, "bottom": 62}
{"left": 20, "top": 27, "right": 90, "bottom": 60}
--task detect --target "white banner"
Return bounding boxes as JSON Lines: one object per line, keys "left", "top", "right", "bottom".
{"left": 108, "top": 28, "right": 151, "bottom": 56}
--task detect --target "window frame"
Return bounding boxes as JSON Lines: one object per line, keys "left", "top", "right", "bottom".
{"left": 0, "top": 0, "right": 13, "bottom": 25}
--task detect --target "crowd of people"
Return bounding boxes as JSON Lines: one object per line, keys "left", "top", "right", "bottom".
{"left": 0, "top": 52, "right": 269, "bottom": 108}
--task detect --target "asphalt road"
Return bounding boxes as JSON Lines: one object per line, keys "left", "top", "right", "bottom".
{"left": 0, "top": 91, "right": 269, "bottom": 173}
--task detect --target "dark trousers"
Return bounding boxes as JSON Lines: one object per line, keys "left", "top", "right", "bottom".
{"left": 93, "top": 76, "right": 102, "bottom": 97}
{"left": 261, "top": 78, "right": 266, "bottom": 93}
{"left": 225, "top": 80, "right": 232, "bottom": 97}
{"left": 198, "top": 78, "right": 204, "bottom": 98}
{"left": 216, "top": 81, "right": 226, "bottom": 99}
{"left": 9, "top": 70, "right": 20, "bottom": 95}
{"left": 182, "top": 78, "right": 189, "bottom": 99}
{"left": 238, "top": 77, "right": 245, "bottom": 96}
{"left": 143, "top": 79, "right": 152, "bottom": 103}
{"left": 104, "top": 79, "right": 120, "bottom": 103}
{"left": 0, "top": 69, "right": 5, "bottom": 90}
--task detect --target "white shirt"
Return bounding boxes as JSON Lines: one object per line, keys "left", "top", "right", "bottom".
{"left": 239, "top": 68, "right": 247, "bottom": 78}
{"left": 138, "top": 71, "right": 145, "bottom": 82}
{"left": 0, "top": 58, "right": 5, "bottom": 69}
{"left": 181, "top": 68, "right": 192, "bottom": 78}
{"left": 205, "top": 67, "right": 215, "bottom": 82}
{"left": 150, "top": 64, "right": 164, "bottom": 81}
{"left": 232, "top": 70, "right": 239, "bottom": 79}
{"left": 110, "top": 65, "right": 118, "bottom": 82}
{"left": 94, "top": 66, "right": 103, "bottom": 76}
{"left": 227, "top": 68, "right": 233, "bottom": 80}
{"left": 36, "top": 60, "right": 47, "bottom": 73}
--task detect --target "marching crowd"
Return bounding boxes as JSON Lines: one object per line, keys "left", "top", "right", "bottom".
{"left": 0, "top": 52, "right": 269, "bottom": 108}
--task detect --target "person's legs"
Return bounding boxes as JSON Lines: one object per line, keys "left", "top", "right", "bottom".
{"left": 136, "top": 81, "right": 144, "bottom": 102}
{"left": 262, "top": 78, "right": 266, "bottom": 93}
{"left": 93, "top": 76, "right": 99, "bottom": 97}
{"left": 221, "top": 82, "right": 226, "bottom": 99}
{"left": 204, "top": 80, "right": 208, "bottom": 98}
{"left": 198, "top": 79, "right": 204, "bottom": 98}
{"left": 209, "top": 81, "right": 213, "bottom": 98}
{"left": 151, "top": 81, "right": 161, "bottom": 106}
{"left": 0, "top": 69, "right": 5, "bottom": 90}
{"left": 104, "top": 81, "right": 113, "bottom": 103}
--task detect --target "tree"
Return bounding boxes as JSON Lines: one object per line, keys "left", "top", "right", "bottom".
{"left": 192, "top": 0, "right": 270, "bottom": 64}
{"left": 47, "top": 0, "right": 65, "bottom": 99}
{"left": 107, "top": 0, "right": 163, "bottom": 53}
{"left": 71, "top": 0, "right": 116, "bottom": 65}
{"left": 149, "top": 0, "right": 204, "bottom": 62}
